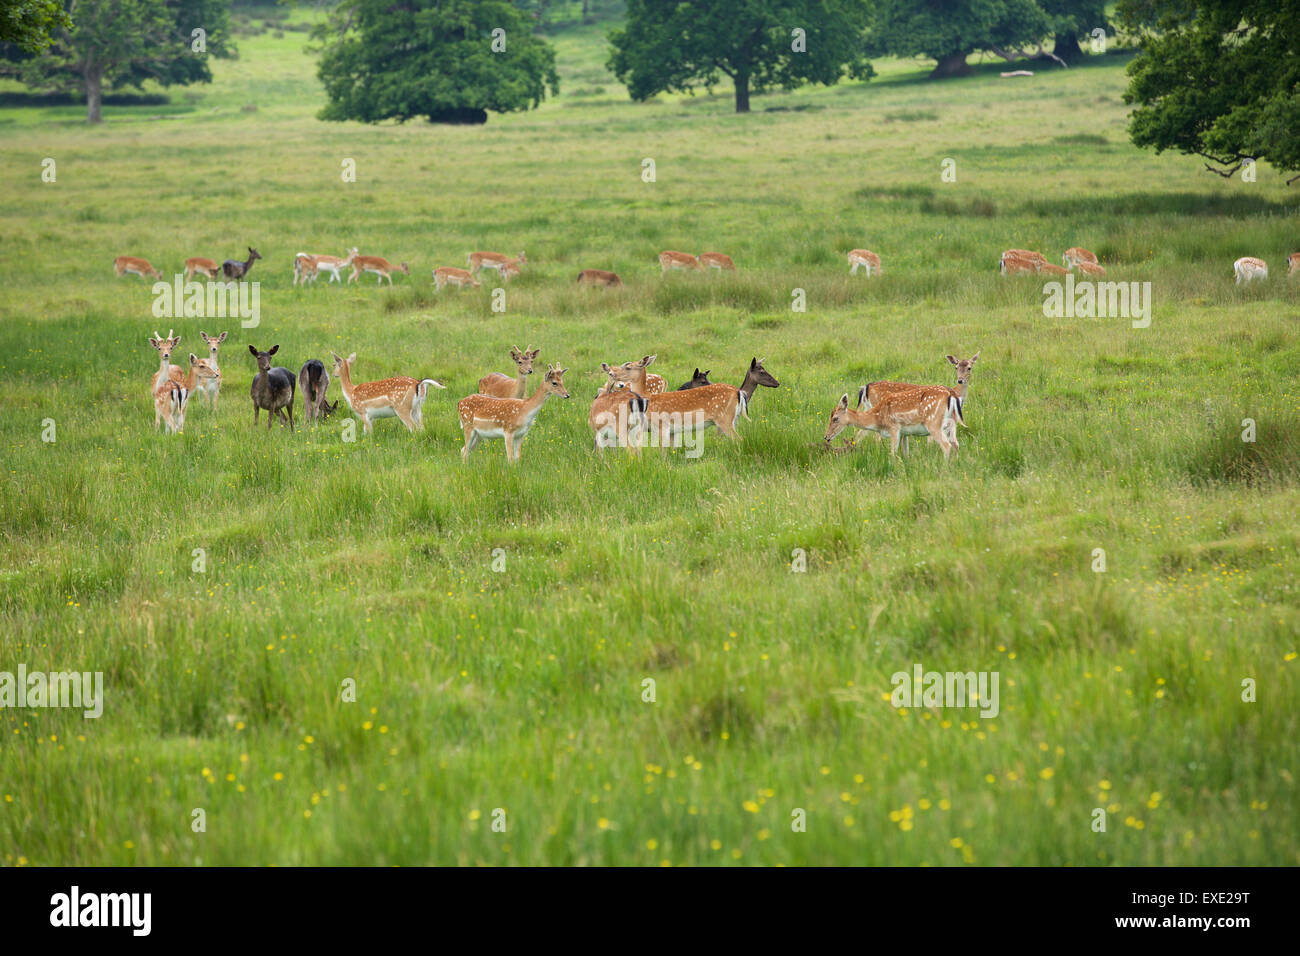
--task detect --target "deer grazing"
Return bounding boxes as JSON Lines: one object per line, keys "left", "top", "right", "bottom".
{"left": 847, "top": 249, "right": 882, "bottom": 276}
{"left": 1063, "top": 247, "right": 1097, "bottom": 268}
{"left": 1039, "top": 261, "right": 1069, "bottom": 276}
{"left": 699, "top": 252, "right": 736, "bottom": 271}
{"left": 577, "top": 269, "right": 622, "bottom": 287}
{"left": 676, "top": 368, "right": 712, "bottom": 390}
{"left": 196, "top": 330, "right": 227, "bottom": 411}
{"left": 458, "top": 363, "right": 570, "bottom": 463}
{"left": 468, "top": 251, "right": 526, "bottom": 278}
{"left": 299, "top": 359, "right": 337, "bottom": 424}
{"left": 603, "top": 354, "right": 748, "bottom": 449}
{"left": 296, "top": 247, "right": 357, "bottom": 285}
{"left": 223, "top": 247, "right": 262, "bottom": 280}
{"left": 1234, "top": 257, "right": 1268, "bottom": 284}
{"left": 331, "top": 352, "right": 445, "bottom": 434}
{"left": 824, "top": 386, "right": 961, "bottom": 459}
{"left": 659, "top": 251, "right": 701, "bottom": 273}
{"left": 154, "top": 353, "right": 219, "bottom": 435}
{"left": 116, "top": 256, "right": 162, "bottom": 281}
{"left": 478, "top": 346, "right": 539, "bottom": 399}
{"left": 851, "top": 352, "right": 977, "bottom": 452}
{"left": 999, "top": 251, "right": 1040, "bottom": 275}
{"left": 184, "top": 257, "right": 221, "bottom": 281}
{"left": 1075, "top": 260, "right": 1106, "bottom": 276}
{"left": 433, "top": 267, "right": 481, "bottom": 290}
{"left": 1289, "top": 252, "right": 1300, "bottom": 277}
{"left": 248, "top": 344, "right": 296, "bottom": 431}
{"left": 349, "top": 255, "right": 409, "bottom": 286}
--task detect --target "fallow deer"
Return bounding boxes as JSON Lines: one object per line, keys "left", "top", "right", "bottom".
{"left": 851, "top": 352, "right": 977, "bottom": 453}
{"left": 223, "top": 247, "right": 261, "bottom": 280}
{"left": 847, "top": 249, "right": 881, "bottom": 276}
{"left": 1063, "top": 247, "right": 1097, "bottom": 268}
{"left": 700, "top": 252, "right": 736, "bottom": 271}
{"left": 297, "top": 247, "right": 357, "bottom": 284}
{"left": 577, "top": 269, "right": 622, "bottom": 287}
{"left": 249, "top": 344, "right": 296, "bottom": 431}
{"left": 148, "top": 330, "right": 183, "bottom": 428}
{"left": 349, "top": 255, "right": 409, "bottom": 286}
{"left": 196, "top": 330, "right": 227, "bottom": 411}
{"left": 293, "top": 254, "right": 318, "bottom": 286}
{"left": 185, "top": 257, "right": 221, "bottom": 281}
{"left": 1234, "top": 257, "right": 1268, "bottom": 284}
{"left": 999, "top": 252, "right": 1039, "bottom": 275}
{"left": 299, "top": 359, "right": 337, "bottom": 424}
{"left": 659, "top": 251, "right": 701, "bottom": 273}
{"left": 458, "top": 364, "right": 570, "bottom": 463}
{"left": 1289, "top": 252, "right": 1300, "bottom": 277}
{"left": 676, "top": 368, "right": 712, "bottom": 390}
{"left": 825, "top": 387, "right": 961, "bottom": 459}
{"left": 596, "top": 355, "right": 667, "bottom": 397}
{"left": 433, "top": 267, "right": 481, "bottom": 290}
{"left": 590, "top": 379, "right": 649, "bottom": 452}
{"left": 479, "top": 346, "right": 539, "bottom": 399}
{"left": 155, "top": 354, "right": 219, "bottom": 435}
{"left": 1039, "top": 262, "right": 1069, "bottom": 276}
{"left": 735, "top": 357, "right": 780, "bottom": 417}
{"left": 604, "top": 355, "right": 748, "bottom": 449}
{"left": 468, "top": 251, "right": 526, "bottom": 277}
{"left": 116, "top": 256, "right": 162, "bottom": 281}
{"left": 331, "top": 352, "right": 445, "bottom": 434}
{"left": 1075, "top": 260, "right": 1106, "bottom": 277}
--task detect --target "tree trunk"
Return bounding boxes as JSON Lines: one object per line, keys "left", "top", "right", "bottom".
{"left": 1053, "top": 32, "right": 1084, "bottom": 64}
{"left": 930, "top": 52, "right": 972, "bottom": 79}
{"left": 734, "top": 71, "right": 750, "bottom": 113}
{"left": 85, "top": 66, "right": 102, "bottom": 124}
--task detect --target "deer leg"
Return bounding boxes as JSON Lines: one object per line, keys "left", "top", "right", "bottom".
{"left": 900, "top": 435, "right": 910, "bottom": 456}
{"left": 502, "top": 430, "right": 516, "bottom": 463}
{"left": 287, "top": 402, "right": 295, "bottom": 432}
{"left": 396, "top": 407, "right": 417, "bottom": 432}
{"left": 889, "top": 428, "right": 901, "bottom": 456}
{"left": 715, "top": 416, "right": 740, "bottom": 441}
{"left": 254, "top": 406, "right": 260, "bottom": 427}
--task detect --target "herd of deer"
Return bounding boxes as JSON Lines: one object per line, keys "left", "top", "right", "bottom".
{"left": 144, "top": 326, "right": 980, "bottom": 465}
{"left": 996, "top": 246, "right": 1300, "bottom": 284}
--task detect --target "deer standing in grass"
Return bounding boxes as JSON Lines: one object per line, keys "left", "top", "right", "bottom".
{"left": 185, "top": 257, "right": 221, "bottom": 281}
{"left": 296, "top": 247, "right": 357, "bottom": 285}
{"left": 196, "top": 330, "right": 227, "bottom": 411}
{"left": 847, "top": 249, "right": 881, "bottom": 276}
{"left": 824, "top": 387, "right": 961, "bottom": 459}
{"left": 577, "top": 269, "right": 622, "bottom": 287}
{"left": 478, "top": 346, "right": 539, "bottom": 399}
{"left": 1063, "top": 247, "right": 1097, "bottom": 269}
{"left": 349, "top": 255, "right": 409, "bottom": 286}
{"left": 154, "top": 354, "right": 219, "bottom": 435}
{"left": 851, "top": 352, "right": 977, "bottom": 452}
{"left": 468, "top": 251, "right": 526, "bottom": 278}
{"left": 148, "top": 331, "right": 183, "bottom": 427}
{"left": 604, "top": 355, "right": 748, "bottom": 449}
{"left": 458, "top": 364, "right": 570, "bottom": 463}
{"left": 223, "top": 247, "right": 261, "bottom": 280}
{"left": 659, "top": 251, "right": 701, "bottom": 273}
{"left": 700, "top": 252, "right": 736, "bottom": 271}
{"left": 331, "top": 352, "right": 445, "bottom": 434}
{"left": 299, "top": 359, "right": 337, "bottom": 424}
{"left": 249, "top": 344, "right": 296, "bottom": 431}
{"left": 116, "top": 256, "right": 162, "bottom": 281}
{"left": 734, "top": 357, "right": 780, "bottom": 416}
{"left": 589, "top": 378, "right": 649, "bottom": 452}
{"left": 596, "top": 356, "right": 667, "bottom": 397}
{"left": 433, "top": 267, "right": 481, "bottom": 290}
{"left": 1234, "top": 257, "right": 1268, "bottom": 284}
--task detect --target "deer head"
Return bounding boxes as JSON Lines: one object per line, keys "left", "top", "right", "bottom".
{"left": 331, "top": 351, "right": 356, "bottom": 379}
{"left": 678, "top": 368, "right": 712, "bottom": 389}
{"left": 249, "top": 343, "right": 279, "bottom": 374}
{"left": 946, "top": 352, "right": 979, "bottom": 388}
{"left": 825, "top": 394, "right": 855, "bottom": 443}
{"left": 150, "top": 329, "right": 180, "bottom": 364}
{"left": 247, "top": 247, "right": 262, "bottom": 264}
{"left": 543, "top": 364, "right": 570, "bottom": 399}
{"left": 510, "top": 346, "right": 540, "bottom": 378}
{"left": 200, "top": 330, "right": 228, "bottom": 360}
{"left": 748, "top": 357, "right": 780, "bottom": 389}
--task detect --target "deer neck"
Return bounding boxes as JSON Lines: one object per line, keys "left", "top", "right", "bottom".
{"left": 522, "top": 381, "right": 552, "bottom": 416}
{"left": 740, "top": 368, "right": 759, "bottom": 402}
{"left": 953, "top": 380, "right": 969, "bottom": 400}
{"left": 337, "top": 364, "right": 355, "bottom": 402}
{"left": 208, "top": 350, "right": 220, "bottom": 374}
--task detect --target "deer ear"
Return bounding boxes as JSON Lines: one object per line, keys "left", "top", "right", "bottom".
{"left": 693, "top": 368, "right": 700, "bottom": 377}
{"left": 149, "top": 338, "right": 159, "bottom": 348}
{"left": 528, "top": 349, "right": 540, "bottom": 358}
{"left": 600, "top": 363, "right": 612, "bottom": 373}
{"left": 970, "top": 350, "right": 980, "bottom": 362}
{"left": 218, "top": 331, "right": 228, "bottom": 343}
{"left": 269, "top": 345, "right": 279, "bottom": 355}
{"left": 190, "top": 353, "right": 199, "bottom": 364}
{"left": 643, "top": 354, "right": 657, "bottom": 367}
{"left": 347, "top": 352, "right": 356, "bottom": 364}
{"left": 751, "top": 357, "right": 758, "bottom": 368}
{"left": 838, "top": 394, "right": 850, "bottom": 409}
{"left": 248, "top": 345, "right": 258, "bottom": 357}
{"left": 200, "top": 331, "right": 209, "bottom": 342}
{"left": 947, "top": 355, "right": 958, "bottom": 365}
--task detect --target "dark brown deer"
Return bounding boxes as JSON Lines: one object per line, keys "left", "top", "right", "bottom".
{"left": 675, "top": 368, "right": 712, "bottom": 390}
{"left": 249, "top": 344, "right": 295, "bottom": 430}
{"left": 735, "top": 357, "right": 780, "bottom": 418}
{"left": 223, "top": 247, "right": 262, "bottom": 280}
{"left": 299, "top": 359, "right": 337, "bottom": 424}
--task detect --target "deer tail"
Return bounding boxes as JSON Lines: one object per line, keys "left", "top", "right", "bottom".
{"left": 737, "top": 388, "right": 750, "bottom": 421}
{"left": 948, "top": 394, "right": 965, "bottom": 428}
{"left": 856, "top": 384, "right": 869, "bottom": 409}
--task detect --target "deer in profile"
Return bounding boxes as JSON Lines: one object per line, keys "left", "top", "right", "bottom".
{"left": 734, "top": 357, "right": 780, "bottom": 417}
{"left": 577, "top": 269, "right": 622, "bottom": 288}
{"left": 603, "top": 355, "right": 748, "bottom": 450}
{"left": 349, "top": 255, "right": 410, "bottom": 286}
{"left": 595, "top": 355, "right": 666, "bottom": 397}
{"left": 590, "top": 378, "right": 649, "bottom": 453}
{"left": 299, "top": 359, "right": 338, "bottom": 424}
{"left": 196, "top": 330, "right": 227, "bottom": 411}
{"left": 824, "top": 387, "right": 961, "bottom": 459}
{"left": 700, "top": 252, "right": 736, "bottom": 272}
{"left": 659, "top": 251, "right": 701, "bottom": 274}
{"left": 433, "top": 267, "right": 481, "bottom": 290}
{"left": 479, "top": 346, "right": 539, "bottom": 399}
{"left": 458, "top": 363, "right": 570, "bottom": 463}
{"left": 116, "top": 256, "right": 163, "bottom": 281}
{"left": 468, "top": 251, "right": 526, "bottom": 278}
{"left": 248, "top": 344, "right": 296, "bottom": 431}
{"left": 852, "top": 352, "right": 978, "bottom": 452}
{"left": 331, "top": 352, "right": 445, "bottom": 434}
{"left": 296, "top": 247, "right": 357, "bottom": 285}
{"left": 1234, "top": 257, "right": 1268, "bottom": 284}
{"left": 223, "top": 247, "right": 262, "bottom": 280}
{"left": 847, "top": 249, "right": 881, "bottom": 276}
{"left": 155, "top": 353, "right": 219, "bottom": 434}
{"left": 185, "top": 257, "right": 222, "bottom": 281}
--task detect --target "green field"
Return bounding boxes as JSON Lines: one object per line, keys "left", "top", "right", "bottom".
{"left": 1, "top": 9, "right": 1298, "bottom": 866}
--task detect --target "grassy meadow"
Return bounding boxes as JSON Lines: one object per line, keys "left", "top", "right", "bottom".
{"left": 1, "top": 8, "right": 1298, "bottom": 866}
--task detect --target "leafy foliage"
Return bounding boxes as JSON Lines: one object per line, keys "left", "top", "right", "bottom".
{"left": 867, "top": 0, "right": 1054, "bottom": 77}
{"left": 0, "top": 0, "right": 71, "bottom": 52}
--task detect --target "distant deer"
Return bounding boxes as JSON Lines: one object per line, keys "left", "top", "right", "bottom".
{"left": 296, "top": 247, "right": 357, "bottom": 285}
{"left": 433, "top": 267, "right": 481, "bottom": 290}
{"left": 824, "top": 387, "right": 961, "bottom": 459}
{"left": 349, "top": 255, "right": 409, "bottom": 286}
{"left": 223, "top": 247, "right": 262, "bottom": 280}
{"left": 116, "top": 256, "right": 162, "bottom": 281}
{"left": 185, "top": 257, "right": 222, "bottom": 281}
{"left": 299, "top": 359, "right": 337, "bottom": 424}
{"left": 1234, "top": 257, "right": 1268, "bottom": 284}
{"left": 196, "top": 330, "right": 228, "bottom": 411}
{"left": 1289, "top": 252, "right": 1300, "bottom": 277}
{"left": 1063, "top": 247, "right": 1097, "bottom": 269}
{"left": 1039, "top": 262, "right": 1069, "bottom": 276}
{"left": 577, "top": 269, "right": 622, "bottom": 287}
{"left": 458, "top": 364, "right": 570, "bottom": 463}
{"left": 479, "top": 346, "right": 539, "bottom": 399}
{"left": 331, "top": 351, "right": 445, "bottom": 434}
{"left": 248, "top": 344, "right": 296, "bottom": 431}
{"left": 700, "top": 252, "right": 736, "bottom": 271}
{"left": 676, "top": 368, "right": 712, "bottom": 390}
{"left": 1075, "top": 260, "right": 1106, "bottom": 276}
{"left": 468, "top": 251, "right": 526, "bottom": 278}
{"left": 847, "top": 249, "right": 881, "bottom": 276}
{"left": 659, "top": 251, "right": 701, "bottom": 273}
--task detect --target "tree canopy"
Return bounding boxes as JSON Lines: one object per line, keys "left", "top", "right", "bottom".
{"left": 314, "top": 0, "right": 559, "bottom": 125}
{"left": 868, "top": 0, "right": 1054, "bottom": 77}
{"left": 1121, "top": 0, "right": 1300, "bottom": 182}
{"left": 0, "top": 0, "right": 71, "bottom": 53}
{"left": 607, "top": 0, "right": 874, "bottom": 113}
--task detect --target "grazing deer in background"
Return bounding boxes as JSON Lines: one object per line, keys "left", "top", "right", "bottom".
{"left": 825, "top": 387, "right": 961, "bottom": 459}
{"left": 605, "top": 355, "right": 748, "bottom": 448}
{"left": 185, "top": 257, "right": 221, "bottom": 281}
{"left": 331, "top": 351, "right": 445, "bottom": 434}
{"left": 676, "top": 368, "right": 712, "bottom": 390}
{"left": 659, "top": 250, "right": 701, "bottom": 273}
{"left": 148, "top": 330, "right": 183, "bottom": 427}
{"left": 223, "top": 247, "right": 261, "bottom": 280}
{"left": 297, "top": 247, "right": 357, "bottom": 284}
{"left": 999, "top": 252, "right": 1039, "bottom": 275}
{"left": 299, "top": 359, "right": 337, "bottom": 424}
{"left": 154, "top": 354, "right": 219, "bottom": 435}
{"left": 433, "top": 267, "right": 481, "bottom": 290}
{"left": 458, "top": 363, "right": 570, "bottom": 463}
{"left": 499, "top": 258, "right": 525, "bottom": 282}
{"left": 1289, "top": 252, "right": 1300, "bottom": 276}
{"left": 1075, "top": 260, "right": 1106, "bottom": 277}
{"left": 1039, "top": 261, "right": 1069, "bottom": 276}
{"left": 1004, "top": 249, "right": 1046, "bottom": 264}
{"left": 1063, "top": 247, "right": 1097, "bottom": 268}
{"left": 196, "top": 330, "right": 228, "bottom": 411}
{"left": 248, "top": 344, "right": 296, "bottom": 431}
{"left": 479, "top": 346, "right": 539, "bottom": 399}
{"left": 349, "top": 255, "right": 409, "bottom": 286}
{"left": 596, "top": 355, "right": 667, "bottom": 397}
{"left": 116, "top": 256, "right": 162, "bottom": 281}
{"left": 847, "top": 249, "right": 881, "bottom": 276}
{"left": 700, "top": 252, "right": 736, "bottom": 271}
{"left": 1234, "top": 257, "right": 1268, "bottom": 284}
{"left": 577, "top": 269, "right": 622, "bottom": 287}
{"left": 468, "top": 251, "right": 525, "bottom": 277}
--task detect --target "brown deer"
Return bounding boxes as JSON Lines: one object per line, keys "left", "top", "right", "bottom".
{"left": 196, "top": 330, "right": 227, "bottom": 411}
{"left": 458, "top": 364, "right": 570, "bottom": 463}
{"left": 331, "top": 352, "right": 445, "bottom": 433}
{"left": 659, "top": 251, "right": 701, "bottom": 273}
{"left": 577, "top": 269, "right": 622, "bottom": 287}
{"left": 847, "top": 249, "right": 881, "bottom": 276}
{"left": 154, "top": 354, "right": 219, "bottom": 435}
{"left": 248, "top": 344, "right": 296, "bottom": 431}
{"left": 116, "top": 256, "right": 163, "bottom": 281}
{"left": 824, "top": 387, "right": 961, "bottom": 459}
{"left": 699, "top": 252, "right": 736, "bottom": 271}
{"left": 478, "top": 346, "right": 539, "bottom": 399}
{"left": 603, "top": 355, "right": 748, "bottom": 450}
{"left": 185, "top": 257, "right": 221, "bottom": 281}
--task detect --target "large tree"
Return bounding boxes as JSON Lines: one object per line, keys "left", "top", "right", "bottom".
{"left": 0, "top": 0, "right": 232, "bottom": 123}
{"left": 1038, "top": 0, "right": 1109, "bottom": 64}
{"left": 313, "top": 0, "right": 559, "bottom": 124}
{"left": 607, "top": 0, "right": 873, "bottom": 114}
{"left": 0, "top": 0, "right": 71, "bottom": 52}
{"left": 868, "top": 0, "right": 1054, "bottom": 78}
{"left": 1120, "top": 0, "right": 1300, "bottom": 182}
